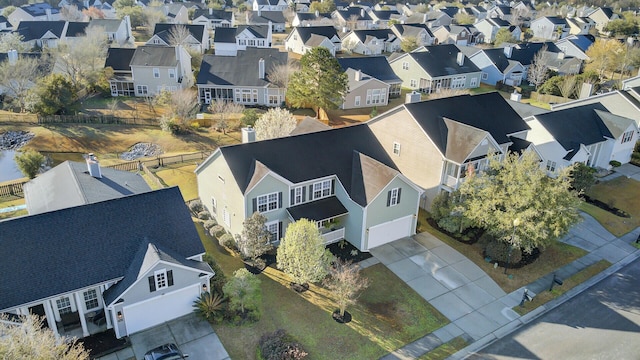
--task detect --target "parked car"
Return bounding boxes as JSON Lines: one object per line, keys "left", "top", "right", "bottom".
{"left": 144, "top": 343, "right": 189, "bottom": 360}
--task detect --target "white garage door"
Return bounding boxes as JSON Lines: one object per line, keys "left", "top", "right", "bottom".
{"left": 123, "top": 284, "right": 199, "bottom": 335}
{"left": 367, "top": 215, "right": 414, "bottom": 249}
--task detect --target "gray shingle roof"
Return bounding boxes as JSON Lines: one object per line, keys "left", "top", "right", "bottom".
{"left": 292, "top": 26, "right": 339, "bottom": 43}
{"left": 192, "top": 8, "right": 232, "bottom": 20}
{"left": 196, "top": 48, "right": 288, "bottom": 87}
{"left": 23, "top": 160, "right": 151, "bottom": 215}
{"left": 20, "top": 2, "right": 60, "bottom": 17}
{"left": 89, "top": 19, "right": 123, "bottom": 33}
{"left": 0, "top": 187, "right": 205, "bottom": 310}
{"left": 153, "top": 23, "right": 205, "bottom": 43}
{"left": 213, "top": 27, "right": 236, "bottom": 43}
{"left": 403, "top": 92, "right": 530, "bottom": 154}
{"left": 247, "top": 11, "right": 286, "bottom": 23}
{"left": 130, "top": 45, "right": 178, "bottom": 67}
{"left": 346, "top": 29, "right": 395, "bottom": 43}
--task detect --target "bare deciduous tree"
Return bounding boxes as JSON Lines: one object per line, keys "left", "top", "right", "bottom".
{"left": 167, "top": 24, "right": 191, "bottom": 47}
{"left": 267, "top": 59, "right": 299, "bottom": 90}
{"left": 0, "top": 57, "right": 45, "bottom": 112}
{"left": 323, "top": 259, "right": 369, "bottom": 318}
{"left": 0, "top": 314, "right": 89, "bottom": 359}
{"left": 559, "top": 75, "right": 577, "bottom": 99}
{"left": 527, "top": 45, "right": 549, "bottom": 89}
{"left": 348, "top": 14, "right": 360, "bottom": 30}
{"left": 254, "top": 107, "right": 297, "bottom": 140}
{"left": 51, "top": 25, "right": 108, "bottom": 88}
{"left": 0, "top": 33, "right": 29, "bottom": 52}
{"left": 209, "top": 99, "right": 244, "bottom": 134}
{"left": 170, "top": 88, "right": 199, "bottom": 124}
{"left": 60, "top": 5, "right": 86, "bottom": 21}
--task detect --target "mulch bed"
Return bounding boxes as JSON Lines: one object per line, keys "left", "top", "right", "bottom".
{"left": 79, "top": 329, "right": 129, "bottom": 359}
{"left": 426, "top": 217, "right": 483, "bottom": 245}
{"left": 326, "top": 241, "right": 372, "bottom": 263}
{"left": 332, "top": 310, "right": 352, "bottom": 324}
{"left": 581, "top": 195, "right": 630, "bottom": 218}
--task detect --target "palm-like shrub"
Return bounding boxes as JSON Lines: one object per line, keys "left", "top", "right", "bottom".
{"left": 193, "top": 291, "right": 225, "bottom": 322}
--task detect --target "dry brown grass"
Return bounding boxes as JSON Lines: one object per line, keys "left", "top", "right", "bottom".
{"left": 417, "top": 209, "right": 588, "bottom": 293}
{"left": 581, "top": 177, "right": 640, "bottom": 237}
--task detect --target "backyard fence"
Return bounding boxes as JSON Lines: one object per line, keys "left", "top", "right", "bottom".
{"left": 530, "top": 92, "right": 570, "bottom": 105}
{"left": 0, "top": 180, "right": 26, "bottom": 197}
{"left": 0, "top": 113, "right": 38, "bottom": 123}
{"left": 0, "top": 151, "right": 211, "bottom": 198}
{"left": 37, "top": 114, "right": 158, "bottom": 126}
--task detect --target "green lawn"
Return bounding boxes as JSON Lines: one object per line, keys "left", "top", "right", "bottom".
{"left": 418, "top": 336, "right": 469, "bottom": 360}
{"left": 195, "top": 222, "right": 449, "bottom": 360}
{"left": 417, "top": 209, "right": 587, "bottom": 293}
{"left": 154, "top": 164, "right": 198, "bottom": 201}
{"left": 0, "top": 197, "right": 27, "bottom": 220}
{"left": 515, "top": 260, "right": 611, "bottom": 315}
{"left": 581, "top": 176, "right": 640, "bottom": 237}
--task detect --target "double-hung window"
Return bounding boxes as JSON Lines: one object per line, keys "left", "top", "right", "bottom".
{"left": 621, "top": 130, "right": 634, "bottom": 143}
{"left": 83, "top": 289, "right": 99, "bottom": 310}
{"left": 312, "top": 180, "right": 331, "bottom": 200}
{"left": 388, "top": 188, "right": 400, "bottom": 206}
{"left": 265, "top": 221, "right": 279, "bottom": 243}
{"left": 153, "top": 68, "right": 160, "bottom": 78}
{"left": 257, "top": 192, "right": 279, "bottom": 212}
{"left": 546, "top": 160, "right": 557, "bottom": 172}
{"left": 56, "top": 297, "right": 72, "bottom": 315}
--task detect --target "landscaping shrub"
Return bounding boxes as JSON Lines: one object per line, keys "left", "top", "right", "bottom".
{"left": 198, "top": 211, "right": 211, "bottom": 220}
{"left": 203, "top": 219, "right": 218, "bottom": 231}
{"left": 485, "top": 240, "right": 522, "bottom": 265}
{"left": 193, "top": 291, "right": 225, "bottom": 323}
{"left": 189, "top": 200, "right": 203, "bottom": 214}
{"left": 218, "top": 233, "right": 235, "bottom": 248}
{"left": 203, "top": 253, "right": 227, "bottom": 295}
{"left": 430, "top": 192, "right": 451, "bottom": 222}
{"left": 258, "top": 329, "right": 308, "bottom": 360}
{"left": 209, "top": 225, "right": 225, "bottom": 238}
{"left": 609, "top": 160, "right": 621, "bottom": 167}
{"left": 478, "top": 232, "right": 495, "bottom": 247}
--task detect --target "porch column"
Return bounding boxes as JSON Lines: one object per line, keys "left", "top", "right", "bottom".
{"left": 18, "top": 306, "right": 29, "bottom": 316}
{"left": 43, "top": 300, "right": 60, "bottom": 339}
{"left": 101, "top": 285, "right": 113, "bottom": 329}
{"left": 74, "top": 292, "right": 90, "bottom": 337}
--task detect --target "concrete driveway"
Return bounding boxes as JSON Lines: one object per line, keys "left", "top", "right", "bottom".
{"left": 97, "top": 314, "right": 229, "bottom": 360}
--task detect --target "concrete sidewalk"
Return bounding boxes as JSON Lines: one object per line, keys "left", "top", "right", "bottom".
{"left": 375, "top": 212, "right": 640, "bottom": 360}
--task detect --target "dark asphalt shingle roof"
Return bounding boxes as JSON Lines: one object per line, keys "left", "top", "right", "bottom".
{"left": 216, "top": 124, "right": 398, "bottom": 207}
{"left": 66, "top": 21, "right": 89, "bottom": 37}
{"left": 153, "top": 23, "right": 205, "bottom": 43}
{"left": 247, "top": 11, "right": 286, "bottom": 23}
{"left": 403, "top": 92, "right": 530, "bottom": 154}
{"left": 337, "top": 56, "right": 400, "bottom": 83}
{"left": 197, "top": 48, "right": 288, "bottom": 86}
{"left": 533, "top": 103, "right": 613, "bottom": 160}
{"left": 287, "top": 196, "right": 348, "bottom": 221}
{"left": 509, "top": 42, "right": 560, "bottom": 66}
{"left": 16, "top": 21, "right": 66, "bottom": 41}
{"left": 292, "top": 26, "right": 339, "bottom": 43}
{"left": 346, "top": 29, "right": 394, "bottom": 43}
{"left": 213, "top": 27, "right": 236, "bottom": 43}
{"left": 0, "top": 187, "right": 206, "bottom": 310}
{"left": 105, "top": 47, "right": 136, "bottom": 71}
{"left": 192, "top": 8, "right": 232, "bottom": 20}
{"left": 295, "top": 12, "right": 331, "bottom": 21}
{"left": 335, "top": 7, "right": 373, "bottom": 21}
{"left": 390, "top": 23, "right": 433, "bottom": 38}
{"left": 483, "top": 48, "right": 515, "bottom": 72}
{"left": 20, "top": 2, "right": 60, "bottom": 17}
{"left": 406, "top": 44, "right": 481, "bottom": 77}
{"left": 508, "top": 136, "right": 533, "bottom": 155}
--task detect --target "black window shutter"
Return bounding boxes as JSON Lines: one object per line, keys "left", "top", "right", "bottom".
{"left": 386, "top": 191, "right": 391, "bottom": 207}
{"left": 278, "top": 192, "right": 282, "bottom": 208}
{"left": 397, "top": 188, "right": 402, "bottom": 204}
{"left": 290, "top": 189, "right": 295, "bottom": 205}
{"left": 252, "top": 198, "right": 257, "bottom": 213}
{"left": 148, "top": 276, "right": 156, "bottom": 292}
{"left": 278, "top": 222, "right": 283, "bottom": 240}
{"left": 302, "top": 187, "right": 306, "bottom": 202}
{"left": 167, "top": 270, "right": 174, "bottom": 287}
{"left": 309, "top": 185, "right": 313, "bottom": 199}
{"left": 331, "top": 179, "right": 335, "bottom": 194}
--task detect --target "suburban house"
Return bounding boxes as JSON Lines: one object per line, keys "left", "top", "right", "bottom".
{"left": 474, "top": 18, "right": 521, "bottom": 44}
{"left": 432, "top": 25, "right": 483, "bottom": 45}
{"left": 158, "top": 3, "right": 190, "bottom": 24}
{"left": 291, "top": 11, "right": 334, "bottom": 27}
{"left": 285, "top": 26, "right": 341, "bottom": 56}
{"left": 0, "top": 15, "right": 9, "bottom": 30}
{"left": 586, "top": 7, "right": 619, "bottom": 33}
{"left": 252, "top": 0, "right": 289, "bottom": 12}
{"left": 530, "top": 16, "right": 569, "bottom": 40}
{"left": 388, "top": 44, "right": 482, "bottom": 93}
{"left": 338, "top": 56, "right": 402, "bottom": 97}
{"left": 341, "top": 68, "right": 390, "bottom": 109}
{"left": 340, "top": 29, "right": 399, "bottom": 54}
{"left": 423, "top": 10, "right": 453, "bottom": 29}
{"left": 468, "top": 5, "right": 488, "bottom": 20}
{"left": 486, "top": 5, "right": 512, "bottom": 22}
{"left": 552, "top": 88, "right": 640, "bottom": 126}
{"left": 538, "top": 49, "right": 582, "bottom": 75}
{"left": 89, "top": 17, "right": 134, "bottom": 45}
{"left": 196, "top": 47, "right": 288, "bottom": 106}
{"left": 565, "top": 16, "right": 596, "bottom": 35}
{"left": 389, "top": 23, "right": 435, "bottom": 47}
{"left": 191, "top": 8, "right": 233, "bottom": 30}
{"left": 368, "top": 9, "right": 403, "bottom": 28}
{"left": 241, "top": 11, "right": 286, "bottom": 32}
{"left": 23, "top": 155, "right": 151, "bottom": 215}
{"left": 461, "top": 46, "right": 527, "bottom": 86}
{"left": 524, "top": 104, "right": 638, "bottom": 173}
{"left": 8, "top": 2, "right": 61, "bottom": 27}
{"left": 0, "top": 187, "right": 214, "bottom": 340}
{"left": 147, "top": 23, "right": 209, "bottom": 53}
{"left": 367, "top": 92, "right": 534, "bottom": 209}
{"left": 63, "top": 21, "right": 89, "bottom": 42}
{"left": 213, "top": 24, "right": 272, "bottom": 56}
{"left": 15, "top": 21, "right": 68, "bottom": 48}
{"left": 107, "top": 45, "right": 193, "bottom": 97}
{"left": 554, "top": 34, "right": 594, "bottom": 60}
{"left": 195, "top": 123, "right": 423, "bottom": 251}
{"left": 332, "top": 7, "right": 374, "bottom": 30}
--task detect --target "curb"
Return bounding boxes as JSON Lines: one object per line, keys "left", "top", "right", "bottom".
{"left": 446, "top": 248, "right": 640, "bottom": 360}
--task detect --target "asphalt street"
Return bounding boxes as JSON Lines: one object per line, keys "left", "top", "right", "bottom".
{"left": 467, "top": 256, "right": 640, "bottom": 360}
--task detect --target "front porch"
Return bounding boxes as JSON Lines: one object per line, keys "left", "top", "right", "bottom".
{"left": 286, "top": 196, "right": 349, "bottom": 244}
